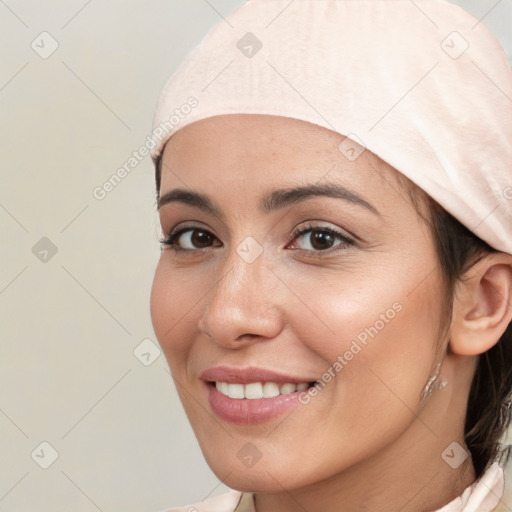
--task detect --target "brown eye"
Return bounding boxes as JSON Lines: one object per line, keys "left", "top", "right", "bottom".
{"left": 308, "top": 231, "right": 336, "bottom": 250}
{"left": 291, "top": 227, "right": 352, "bottom": 252}
{"left": 174, "top": 229, "right": 220, "bottom": 250}
{"left": 189, "top": 230, "right": 214, "bottom": 248}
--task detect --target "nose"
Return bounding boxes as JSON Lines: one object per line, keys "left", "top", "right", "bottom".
{"left": 198, "top": 250, "right": 284, "bottom": 348}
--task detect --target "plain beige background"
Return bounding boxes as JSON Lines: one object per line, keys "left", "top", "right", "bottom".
{"left": 0, "top": 1, "right": 511, "bottom": 511}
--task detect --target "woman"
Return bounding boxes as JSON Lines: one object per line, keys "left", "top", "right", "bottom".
{"left": 149, "top": 1, "right": 512, "bottom": 510}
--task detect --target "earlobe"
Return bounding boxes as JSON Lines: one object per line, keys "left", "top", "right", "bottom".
{"left": 449, "top": 254, "right": 512, "bottom": 356}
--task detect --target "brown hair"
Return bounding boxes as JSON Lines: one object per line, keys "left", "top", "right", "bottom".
{"left": 427, "top": 200, "right": 512, "bottom": 478}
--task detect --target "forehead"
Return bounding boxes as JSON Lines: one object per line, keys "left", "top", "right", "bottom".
{"left": 165, "top": 115, "right": 376, "bottom": 172}
{"left": 159, "top": 114, "right": 418, "bottom": 216}
{"left": 164, "top": 114, "right": 340, "bottom": 168}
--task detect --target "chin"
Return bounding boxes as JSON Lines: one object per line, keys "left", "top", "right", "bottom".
{"left": 199, "top": 442, "right": 337, "bottom": 494}
{"left": 209, "top": 464, "right": 299, "bottom": 493}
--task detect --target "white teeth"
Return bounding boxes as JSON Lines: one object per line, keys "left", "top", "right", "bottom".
{"left": 279, "top": 383, "right": 296, "bottom": 395}
{"left": 216, "top": 381, "right": 229, "bottom": 395}
{"left": 215, "top": 381, "right": 308, "bottom": 399}
{"left": 227, "top": 383, "right": 245, "bottom": 399}
{"left": 244, "top": 382, "right": 263, "bottom": 399}
{"left": 262, "top": 382, "right": 280, "bottom": 398}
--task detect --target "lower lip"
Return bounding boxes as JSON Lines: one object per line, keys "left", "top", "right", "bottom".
{"left": 205, "top": 382, "right": 303, "bottom": 425}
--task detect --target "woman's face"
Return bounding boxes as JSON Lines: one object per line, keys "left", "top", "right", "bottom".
{"left": 151, "top": 114, "right": 448, "bottom": 492}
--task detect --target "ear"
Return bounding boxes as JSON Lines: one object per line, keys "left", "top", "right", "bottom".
{"left": 450, "top": 253, "right": 512, "bottom": 356}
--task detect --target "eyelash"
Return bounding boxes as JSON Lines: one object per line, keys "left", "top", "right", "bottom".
{"left": 160, "top": 222, "right": 354, "bottom": 256}
{"left": 289, "top": 223, "right": 354, "bottom": 254}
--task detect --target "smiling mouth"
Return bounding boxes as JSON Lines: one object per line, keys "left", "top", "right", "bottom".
{"left": 210, "top": 381, "right": 317, "bottom": 399}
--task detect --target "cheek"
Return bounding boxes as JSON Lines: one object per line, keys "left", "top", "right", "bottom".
{"left": 150, "top": 258, "right": 201, "bottom": 368}
{"left": 241, "top": 266, "right": 444, "bottom": 484}
{"left": 288, "top": 263, "right": 442, "bottom": 419}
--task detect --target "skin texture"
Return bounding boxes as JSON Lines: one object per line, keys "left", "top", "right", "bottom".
{"left": 151, "top": 114, "right": 512, "bottom": 512}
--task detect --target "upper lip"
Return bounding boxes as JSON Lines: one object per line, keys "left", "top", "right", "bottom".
{"left": 200, "top": 366, "right": 317, "bottom": 385}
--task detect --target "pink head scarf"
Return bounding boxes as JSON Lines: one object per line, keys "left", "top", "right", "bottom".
{"left": 151, "top": 0, "right": 512, "bottom": 254}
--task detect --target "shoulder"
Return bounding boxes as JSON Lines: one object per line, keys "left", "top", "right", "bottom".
{"left": 163, "top": 490, "right": 245, "bottom": 512}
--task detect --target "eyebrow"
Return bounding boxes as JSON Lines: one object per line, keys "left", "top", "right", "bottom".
{"left": 158, "top": 188, "right": 223, "bottom": 217}
{"left": 260, "top": 183, "right": 379, "bottom": 215}
{"left": 157, "top": 183, "right": 379, "bottom": 217}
